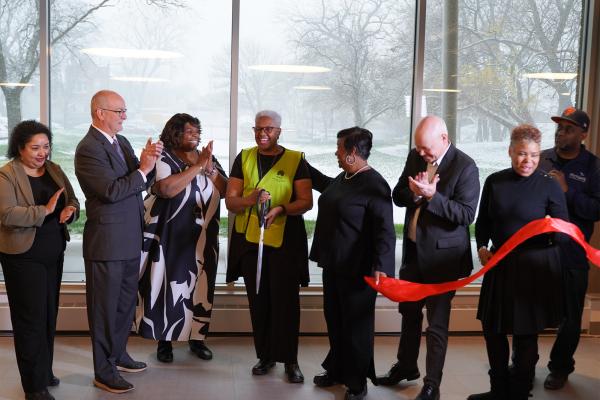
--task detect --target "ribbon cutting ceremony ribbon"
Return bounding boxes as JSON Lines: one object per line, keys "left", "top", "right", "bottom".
{"left": 365, "top": 218, "right": 600, "bottom": 302}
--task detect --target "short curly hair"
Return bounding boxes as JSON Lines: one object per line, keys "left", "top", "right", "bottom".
{"left": 510, "top": 124, "right": 542, "bottom": 146}
{"left": 159, "top": 113, "right": 201, "bottom": 150}
{"left": 7, "top": 120, "right": 52, "bottom": 159}
{"left": 337, "top": 126, "right": 373, "bottom": 160}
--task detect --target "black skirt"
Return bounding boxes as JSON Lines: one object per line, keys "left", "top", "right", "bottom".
{"left": 477, "top": 245, "right": 563, "bottom": 335}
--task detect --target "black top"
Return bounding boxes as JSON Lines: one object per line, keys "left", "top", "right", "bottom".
{"left": 28, "top": 171, "right": 65, "bottom": 237}
{"left": 539, "top": 146, "right": 600, "bottom": 269}
{"left": 475, "top": 168, "right": 569, "bottom": 334}
{"left": 226, "top": 148, "right": 311, "bottom": 286}
{"left": 475, "top": 169, "right": 568, "bottom": 250}
{"left": 230, "top": 149, "right": 310, "bottom": 180}
{"left": 309, "top": 164, "right": 395, "bottom": 278}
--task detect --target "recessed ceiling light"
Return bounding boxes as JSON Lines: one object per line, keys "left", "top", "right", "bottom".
{"left": 560, "top": 92, "right": 571, "bottom": 96}
{"left": 110, "top": 76, "right": 169, "bottom": 82}
{"left": 81, "top": 48, "right": 183, "bottom": 59}
{"left": 523, "top": 72, "right": 577, "bottom": 80}
{"left": 423, "top": 88, "right": 461, "bottom": 93}
{"left": 248, "top": 64, "right": 331, "bottom": 73}
{"left": 293, "top": 85, "right": 331, "bottom": 90}
{"left": 0, "top": 82, "right": 34, "bottom": 87}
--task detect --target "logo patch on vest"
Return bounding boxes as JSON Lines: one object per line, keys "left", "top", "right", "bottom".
{"left": 277, "top": 170, "right": 285, "bottom": 176}
{"left": 569, "top": 172, "right": 586, "bottom": 183}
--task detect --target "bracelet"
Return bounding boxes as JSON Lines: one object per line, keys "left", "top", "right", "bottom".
{"left": 204, "top": 168, "right": 217, "bottom": 177}
{"left": 279, "top": 204, "right": 287, "bottom": 215}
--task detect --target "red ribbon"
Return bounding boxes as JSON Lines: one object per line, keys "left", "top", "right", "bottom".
{"left": 365, "top": 218, "right": 600, "bottom": 302}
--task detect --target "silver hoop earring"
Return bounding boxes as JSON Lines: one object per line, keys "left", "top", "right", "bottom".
{"left": 345, "top": 155, "right": 355, "bottom": 165}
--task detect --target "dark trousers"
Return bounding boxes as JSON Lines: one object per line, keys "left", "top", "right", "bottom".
{"left": 322, "top": 267, "right": 377, "bottom": 392}
{"left": 548, "top": 268, "right": 589, "bottom": 375}
{"left": 241, "top": 248, "right": 300, "bottom": 363}
{"left": 396, "top": 239, "right": 455, "bottom": 389}
{"left": 484, "top": 332, "right": 538, "bottom": 399}
{"left": 0, "top": 233, "right": 64, "bottom": 393}
{"left": 85, "top": 258, "right": 139, "bottom": 382}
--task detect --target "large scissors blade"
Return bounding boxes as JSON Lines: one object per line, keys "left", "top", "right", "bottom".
{"left": 256, "top": 225, "right": 265, "bottom": 294}
{"left": 255, "top": 191, "right": 270, "bottom": 294}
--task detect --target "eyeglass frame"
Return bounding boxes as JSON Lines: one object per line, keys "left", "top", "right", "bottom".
{"left": 100, "top": 108, "right": 128, "bottom": 118}
{"left": 253, "top": 126, "right": 281, "bottom": 134}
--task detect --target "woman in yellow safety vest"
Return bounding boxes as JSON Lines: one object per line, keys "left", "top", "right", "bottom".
{"left": 225, "top": 110, "right": 312, "bottom": 384}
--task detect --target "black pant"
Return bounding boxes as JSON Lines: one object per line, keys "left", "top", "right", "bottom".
{"left": 241, "top": 248, "right": 300, "bottom": 363}
{"left": 322, "top": 267, "right": 377, "bottom": 392}
{"left": 548, "top": 268, "right": 588, "bottom": 375}
{"left": 85, "top": 258, "right": 139, "bottom": 382}
{"left": 396, "top": 240, "right": 455, "bottom": 389}
{"left": 0, "top": 233, "right": 64, "bottom": 393}
{"left": 484, "top": 331, "right": 538, "bottom": 399}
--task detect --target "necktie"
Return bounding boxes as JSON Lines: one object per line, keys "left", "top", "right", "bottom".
{"left": 112, "top": 138, "right": 126, "bottom": 162}
{"left": 407, "top": 162, "right": 439, "bottom": 242}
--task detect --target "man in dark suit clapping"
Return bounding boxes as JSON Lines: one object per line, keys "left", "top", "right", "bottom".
{"left": 377, "top": 116, "right": 480, "bottom": 400}
{"left": 75, "top": 90, "right": 162, "bottom": 393}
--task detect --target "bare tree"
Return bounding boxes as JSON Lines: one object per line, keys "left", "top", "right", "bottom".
{"left": 289, "top": 0, "right": 413, "bottom": 127}
{"left": 0, "top": 0, "right": 183, "bottom": 132}
{"left": 455, "top": 0, "right": 582, "bottom": 139}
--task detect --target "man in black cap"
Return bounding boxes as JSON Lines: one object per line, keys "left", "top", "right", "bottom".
{"left": 539, "top": 107, "right": 600, "bottom": 390}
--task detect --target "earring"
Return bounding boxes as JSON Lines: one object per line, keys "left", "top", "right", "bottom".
{"left": 345, "top": 155, "right": 355, "bottom": 165}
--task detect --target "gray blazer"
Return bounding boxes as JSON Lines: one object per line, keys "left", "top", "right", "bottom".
{"left": 0, "top": 158, "right": 80, "bottom": 254}
{"left": 74, "top": 126, "right": 149, "bottom": 261}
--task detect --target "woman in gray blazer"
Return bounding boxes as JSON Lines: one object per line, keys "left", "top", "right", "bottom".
{"left": 0, "top": 120, "right": 79, "bottom": 400}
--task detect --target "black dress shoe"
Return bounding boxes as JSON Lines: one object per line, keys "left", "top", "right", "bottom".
{"left": 93, "top": 375, "right": 134, "bottom": 393}
{"left": 344, "top": 385, "right": 367, "bottom": 400}
{"left": 313, "top": 371, "right": 337, "bottom": 387}
{"left": 48, "top": 375, "right": 60, "bottom": 387}
{"left": 284, "top": 363, "right": 304, "bottom": 383}
{"left": 157, "top": 340, "right": 174, "bottom": 363}
{"left": 116, "top": 359, "right": 147, "bottom": 373}
{"left": 376, "top": 362, "right": 420, "bottom": 386}
{"left": 467, "top": 391, "right": 500, "bottom": 400}
{"left": 415, "top": 384, "right": 440, "bottom": 400}
{"left": 25, "top": 389, "right": 55, "bottom": 400}
{"left": 189, "top": 340, "right": 213, "bottom": 360}
{"left": 251, "top": 359, "right": 276, "bottom": 375}
{"left": 544, "top": 372, "right": 568, "bottom": 390}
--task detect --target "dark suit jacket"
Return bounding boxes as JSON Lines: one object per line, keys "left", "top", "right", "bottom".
{"left": 393, "top": 144, "right": 479, "bottom": 283}
{"left": 74, "top": 126, "right": 149, "bottom": 261}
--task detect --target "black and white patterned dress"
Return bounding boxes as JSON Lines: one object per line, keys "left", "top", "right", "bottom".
{"left": 138, "top": 149, "right": 224, "bottom": 341}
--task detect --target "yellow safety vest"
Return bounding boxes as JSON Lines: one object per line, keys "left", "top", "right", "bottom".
{"left": 234, "top": 147, "right": 302, "bottom": 248}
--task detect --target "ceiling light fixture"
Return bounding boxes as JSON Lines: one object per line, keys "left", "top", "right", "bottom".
{"left": 248, "top": 64, "right": 330, "bottom": 73}
{"left": 81, "top": 48, "right": 183, "bottom": 59}
{"left": 0, "top": 82, "right": 34, "bottom": 87}
{"left": 423, "top": 88, "right": 461, "bottom": 93}
{"left": 523, "top": 72, "right": 577, "bottom": 80}
{"left": 293, "top": 85, "right": 331, "bottom": 90}
{"left": 110, "top": 76, "right": 169, "bottom": 82}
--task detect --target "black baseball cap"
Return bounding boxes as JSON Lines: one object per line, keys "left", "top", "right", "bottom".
{"left": 551, "top": 107, "right": 590, "bottom": 131}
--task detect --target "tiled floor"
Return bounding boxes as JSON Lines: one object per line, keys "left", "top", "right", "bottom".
{"left": 0, "top": 335, "right": 597, "bottom": 400}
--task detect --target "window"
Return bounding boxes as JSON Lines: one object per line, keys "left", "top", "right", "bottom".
{"left": 237, "top": 0, "right": 416, "bottom": 284}
{"left": 423, "top": 0, "right": 584, "bottom": 278}
{"left": 49, "top": 0, "right": 231, "bottom": 281}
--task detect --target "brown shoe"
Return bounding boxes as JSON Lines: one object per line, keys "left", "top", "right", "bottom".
{"left": 93, "top": 375, "right": 134, "bottom": 393}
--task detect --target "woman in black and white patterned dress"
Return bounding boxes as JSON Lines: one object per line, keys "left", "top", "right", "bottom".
{"left": 138, "top": 113, "right": 227, "bottom": 363}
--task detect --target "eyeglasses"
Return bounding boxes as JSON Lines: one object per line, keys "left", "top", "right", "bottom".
{"left": 100, "top": 108, "right": 127, "bottom": 117}
{"left": 253, "top": 126, "right": 280, "bottom": 134}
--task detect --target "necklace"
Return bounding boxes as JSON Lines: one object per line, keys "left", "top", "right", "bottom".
{"left": 258, "top": 152, "right": 278, "bottom": 179}
{"left": 344, "top": 164, "right": 371, "bottom": 180}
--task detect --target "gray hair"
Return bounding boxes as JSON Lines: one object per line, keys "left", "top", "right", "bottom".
{"left": 255, "top": 110, "right": 282, "bottom": 127}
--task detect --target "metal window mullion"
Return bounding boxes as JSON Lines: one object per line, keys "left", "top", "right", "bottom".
{"left": 227, "top": 0, "right": 241, "bottom": 250}
{"left": 39, "top": 0, "right": 50, "bottom": 126}
{"left": 410, "top": 0, "right": 426, "bottom": 149}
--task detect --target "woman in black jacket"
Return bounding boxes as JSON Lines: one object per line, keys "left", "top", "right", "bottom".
{"left": 309, "top": 127, "right": 396, "bottom": 400}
